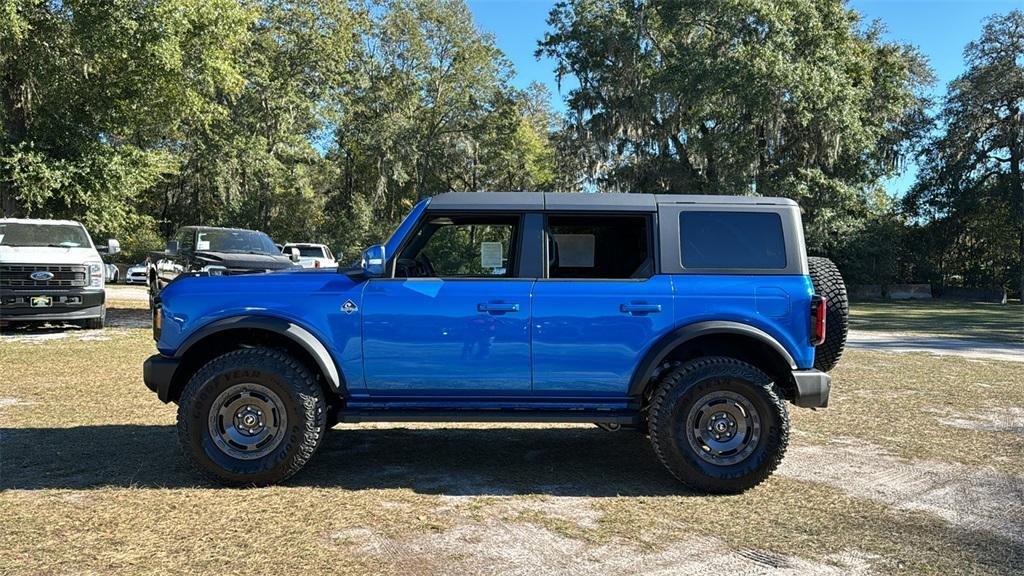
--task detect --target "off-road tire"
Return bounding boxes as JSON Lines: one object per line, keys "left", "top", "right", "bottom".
{"left": 648, "top": 356, "right": 789, "bottom": 494}
{"left": 176, "top": 347, "right": 327, "bottom": 486}
{"left": 808, "top": 256, "right": 848, "bottom": 372}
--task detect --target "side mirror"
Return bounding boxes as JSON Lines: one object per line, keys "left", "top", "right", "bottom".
{"left": 360, "top": 244, "right": 386, "bottom": 277}
{"left": 166, "top": 240, "right": 179, "bottom": 256}
{"left": 98, "top": 238, "right": 121, "bottom": 255}
{"left": 288, "top": 247, "right": 300, "bottom": 263}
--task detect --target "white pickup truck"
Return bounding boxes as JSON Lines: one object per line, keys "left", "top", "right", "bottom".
{"left": 281, "top": 242, "right": 338, "bottom": 269}
{"left": 0, "top": 218, "right": 119, "bottom": 329}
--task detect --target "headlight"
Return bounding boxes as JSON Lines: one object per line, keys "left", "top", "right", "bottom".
{"left": 87, "top": 262, "right": 104, "bottom": 288}
{"left": 201, "top": 265, "right": 227, "bottom": 276}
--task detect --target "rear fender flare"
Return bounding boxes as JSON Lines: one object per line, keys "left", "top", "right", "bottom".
{"left": 628, "top": 321, "right": 796, "bottom": 396}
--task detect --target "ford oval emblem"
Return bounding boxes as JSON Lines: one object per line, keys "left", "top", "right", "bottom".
{"left": 30, "top": 271, "right": 54, "bottom": 281}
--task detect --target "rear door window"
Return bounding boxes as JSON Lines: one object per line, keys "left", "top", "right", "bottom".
{"left": 679, "top": 211, "right": 786, "bottom": 269}
{"left": 547, "top": 215, "right": 651, "bottom": 279}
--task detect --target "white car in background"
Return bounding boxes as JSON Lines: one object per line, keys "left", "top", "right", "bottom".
{"left": 281, "top": 243, "right": 338, "bottom": 269}
{"left": 104, "top": 263, "right": 119, "bottom": 284}
{"left": 125, "top": 262, "right": 148, "bottom": 285}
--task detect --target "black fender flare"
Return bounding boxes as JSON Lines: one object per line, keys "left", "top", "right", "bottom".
{"left": 628, "top": 321, "right": 797, "bottom": 396}
{"left": 175, "top": 315, "right": 345, "bottom": 394}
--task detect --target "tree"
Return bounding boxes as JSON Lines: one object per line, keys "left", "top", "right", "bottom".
{"left": 905, "top": 10, "right": 1023, "bottom": 297}
{"left": 325, "top": 0, "right": 568, "bottom": 256}
{"left": 142, "top": 0, "right": 361, "bottom": 243}
{"left": 538, "top": 0, "right": 933, "bottom": 251}
{"left": 1, "top": 0, "right": 254, "bottom": 248}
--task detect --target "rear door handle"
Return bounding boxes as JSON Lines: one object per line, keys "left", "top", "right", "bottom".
{"left": 478, "top": 302, "right": 520, "bottom": 313}
{"left": 620, "top": 303, "right": 662, "bottom": 314}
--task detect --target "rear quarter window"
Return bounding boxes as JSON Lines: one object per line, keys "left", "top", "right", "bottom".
{"left": 679, "top": 211, "right": 786, "bottom": 269}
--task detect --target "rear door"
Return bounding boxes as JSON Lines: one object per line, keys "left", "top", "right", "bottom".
{"left": 531, "top": 213, "right": 675, "bottom": 396}
{"left": 361, "top": 212, "right": 536, "bottom": 396}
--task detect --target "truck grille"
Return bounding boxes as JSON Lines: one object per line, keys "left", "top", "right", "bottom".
{"left": 0, "top": 264, "right": 89, "bottom": 288}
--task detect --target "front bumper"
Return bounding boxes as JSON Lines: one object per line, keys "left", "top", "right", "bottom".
{"left": 143, "top": 354, "right": 179, "bottom": 403}
{"left": 790, "top": 369, "right": 831, "bottom": 408}
{"left": 0, "top": 289, "right": 105, "bottom": 322}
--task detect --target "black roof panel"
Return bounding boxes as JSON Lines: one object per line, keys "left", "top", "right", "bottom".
{"left": 425, "top": 192, "right": 796, "bottom": 212}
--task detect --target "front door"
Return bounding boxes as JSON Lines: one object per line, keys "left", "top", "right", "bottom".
{"left": 361, "top": 213, "right": 534, "bottom": 396}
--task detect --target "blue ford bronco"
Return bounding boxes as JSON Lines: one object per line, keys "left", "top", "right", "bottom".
{"left": 143, "top": 192, "right": 848, "bottom": 493}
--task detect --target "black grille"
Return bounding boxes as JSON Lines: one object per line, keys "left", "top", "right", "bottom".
{"left": 0, "top": 264, "right": 88, "bottom": 288}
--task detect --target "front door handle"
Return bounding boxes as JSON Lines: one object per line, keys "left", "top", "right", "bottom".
{"left": 478, "top": 302, "right": 520, "bottom": 313}
{"left": 620, "top": 303, "right": 662, "bottom": 314}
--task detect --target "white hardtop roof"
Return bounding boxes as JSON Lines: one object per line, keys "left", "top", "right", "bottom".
{"left": 0, "top": 218, "right": 86, "bottom": 226}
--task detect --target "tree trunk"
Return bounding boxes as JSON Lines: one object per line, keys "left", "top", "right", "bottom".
{"left": 1009, "top": 105, "right": 1023, "bottom": 300}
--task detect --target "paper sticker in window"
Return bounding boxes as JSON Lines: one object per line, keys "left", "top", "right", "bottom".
{"left": 480, "top": 241, "right": 504, "bottom": 269}
{"left": 553, "top": 234, "right": 595, "bottom": 267}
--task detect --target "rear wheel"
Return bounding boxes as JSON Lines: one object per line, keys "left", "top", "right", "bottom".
{"left": 176, "top": 347, "right": 327, "bottom": 486}
{"left": 808, "top": 257, "right": 848, "bottom": 372}
{"left": 648, "top": 356, "right": 789, "bottom": 494}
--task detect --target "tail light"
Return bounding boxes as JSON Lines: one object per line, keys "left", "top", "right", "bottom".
{"left": 810, "top": 295, "right": 826, "bottom": 345}
{"left": 315, "top": 260, "right": 320, "bottom": 268}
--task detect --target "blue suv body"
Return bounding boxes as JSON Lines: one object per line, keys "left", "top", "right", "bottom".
{"left": 144, "top": 192, "right": 846, "bottom": 492}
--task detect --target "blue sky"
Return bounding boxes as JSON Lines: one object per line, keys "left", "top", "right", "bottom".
{"left": 466, "top": 0, "right": 1021, "bottom": 196}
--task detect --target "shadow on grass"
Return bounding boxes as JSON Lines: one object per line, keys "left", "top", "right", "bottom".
{"left": 0, "top": 424, "right": 683, "bottom": 496}
{"left": 5, "top": 424, "right": 1023, "bottom": 574}
{"left": 848, "top": 300, "right": 1023, "bottom": 343}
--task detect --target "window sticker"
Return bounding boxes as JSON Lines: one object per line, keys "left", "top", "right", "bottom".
{"left": 480, "top": 241, "right": 504, "bottom": 269}
{"left": 553, "top": 234, "right": 595, "bottom": 267}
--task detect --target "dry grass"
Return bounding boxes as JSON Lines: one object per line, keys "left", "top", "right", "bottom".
{"left": 849, "top": 300, "right": 1024, "bottom": 343}
{"left": 2, "top": 296, "right": 1023, "bottom": 575}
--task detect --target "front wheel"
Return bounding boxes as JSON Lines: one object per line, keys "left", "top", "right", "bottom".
{"left": 79, "top": 306, "right": 106, "bottom": 329}
{"left": 648, "top": 357, "right": 789, "bottom": 494}
{"left": 176, "top": 347, "right": 327, "bottom": 486}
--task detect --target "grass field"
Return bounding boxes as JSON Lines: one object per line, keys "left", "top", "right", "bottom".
{"left": 849, "top": 300, "right": 1023, "bottom": 343}
{"left": 1, "top": 292, "right": 1022, "bottom": 575}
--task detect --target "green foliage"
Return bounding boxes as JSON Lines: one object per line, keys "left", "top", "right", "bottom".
{"left": 1, "top": 0, "right": 1016, "bottom": 296}
{"left": 1, "top": 0, "right": 254, "bottom": 250}
{"left": 539, "top": 0, "right": 933, "bottom": 247}
{"left": 904, "top": 10, "right": 1023, "bottom": 296}
{"left": 1, "top": 0, "right": 567, "bottom": 261}
{"left": 323, "top": 1, "right": 566, "bottom": 257}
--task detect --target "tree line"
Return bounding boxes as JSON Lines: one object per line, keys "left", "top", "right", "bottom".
{"left": 1, "top": 1, "right": 1021, "bottom": 297}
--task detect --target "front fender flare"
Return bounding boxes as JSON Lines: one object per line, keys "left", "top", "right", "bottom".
{"left": 628, "top": 320, "right": 797, "bottom": 396}
{"left": 176, "top": 315, "right": 345, "bottom": 394}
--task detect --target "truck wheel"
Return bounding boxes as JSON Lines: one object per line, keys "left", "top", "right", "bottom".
{"left": 808, "top": 256, "right": 848, "bottom": 372}
{"left": 176, "top": 347, "right": 327, "bottom": 486}
{"left": 647, "top": 357, "right": 789, "bottom": 494}
{"left": 80, "top": 306, "right": 106, "bottom": 329}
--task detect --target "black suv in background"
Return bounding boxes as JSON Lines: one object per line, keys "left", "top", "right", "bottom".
{"left": 148, "top": 226, "right": 297, "bottom": 306}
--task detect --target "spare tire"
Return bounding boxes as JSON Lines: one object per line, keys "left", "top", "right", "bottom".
{"left": 808, "top": 257, "right": 848, "bottom": 372}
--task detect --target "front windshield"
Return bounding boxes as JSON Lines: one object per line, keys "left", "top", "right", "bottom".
{"left": 0, "top": 222, "right": 92, "bottom": 248}
{"left": 196, "top": 229, "right": 278, "bottom": 254}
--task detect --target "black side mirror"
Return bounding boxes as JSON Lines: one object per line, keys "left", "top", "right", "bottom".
{"left": 166, "top": 240, "right": 179, "bottom": 256}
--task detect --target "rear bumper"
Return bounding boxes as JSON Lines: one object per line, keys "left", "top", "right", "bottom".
{"left": 143, "top": 354, "right": 179, "bottom": 403}
{"left": 0, "top": 289, "right": 105, "bottom": 322}
{"left": 790, "top": 369, "right": 831, "bottom": 408}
